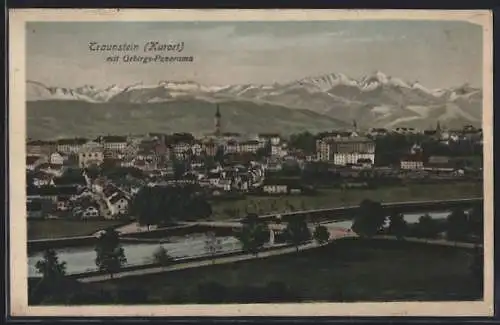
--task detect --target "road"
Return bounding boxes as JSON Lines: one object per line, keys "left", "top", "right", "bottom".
{"left": 78, "top": 229, "right": 354, "bottom": 283}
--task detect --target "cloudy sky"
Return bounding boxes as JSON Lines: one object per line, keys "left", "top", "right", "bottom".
{"left": 26, "top": 20, "right": 483, "bottom": 89}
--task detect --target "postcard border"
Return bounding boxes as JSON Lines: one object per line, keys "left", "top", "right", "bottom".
{"left": 8, "top": 9, "right": 495, "bottom": 317}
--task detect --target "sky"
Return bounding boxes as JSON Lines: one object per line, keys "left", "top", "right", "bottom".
{"left": 26, "top": 20, "right": 483, "bottom": 89}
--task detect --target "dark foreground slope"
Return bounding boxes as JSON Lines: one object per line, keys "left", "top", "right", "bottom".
{"left": 29, "top": 238, "right": 482, "bottom": 305}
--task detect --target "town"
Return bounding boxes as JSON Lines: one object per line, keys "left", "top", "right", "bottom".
{"left": 26, "top": 105, "right": 483, "bottom": 224}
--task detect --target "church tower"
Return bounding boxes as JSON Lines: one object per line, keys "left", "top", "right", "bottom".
{"left": 214, "top": 104, "right": 221, "bottom": 137}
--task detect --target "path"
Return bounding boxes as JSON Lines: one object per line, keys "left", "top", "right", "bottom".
{"left": 78, "top": 229, "right": 355, "bottom": 283}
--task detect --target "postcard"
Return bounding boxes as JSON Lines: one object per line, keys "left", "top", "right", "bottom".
{"left": 8, "top": 9, "right": 493, "bottom": 317}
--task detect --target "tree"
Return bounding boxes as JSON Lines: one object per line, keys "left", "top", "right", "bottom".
{"left": 204, "top": 232, "right": 223, "bottom": 264}
{"left": 215, "top": 146, "right": 225, "bottom": 164}
{"left": 153, "top": 246, "right": 173, "bottom": 266}
{"left": 190, "top": 196, "right": 213, "bottom": 220}
{"left": 414, "top": 214, "right": 441, "bottom": 239}
{"left": 313, "top": 224, "right": 330, "bottom": 246}
{"left": 172, "top": 160, "right": 187, "bottom": 179}
{"left": 35, "top": 249, "right": 67, "bottom": 281}
{"left": 235, "top": 214, "right": 269, "bottom": 257}
{"left": 130, "top": 185, "right": 212, "bottom": 227}
{"left": 100, "top": 157, "right": 119, "bottom": 170}
{"left": 288, "top": 131, "right": 316, "bottom": 155}
{"left": 351, "top": 199, "right": 386, "bottom": 238}
{"left": 446, "top": 208, "right": 470, "bottom": 241}
{"left": 95, "top": 228, "right": 127, "bottom": 278}
{"left": 387, "top": 211, "right": 408, "bottom": 239}
{"left": 283, "top": 215, "right": 312, "bottom": 252}
{"left": 256, "top": 140, "right": 272, "bottom": 159}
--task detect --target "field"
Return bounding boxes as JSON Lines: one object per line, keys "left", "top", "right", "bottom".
{"left": 209, "top": 181, "right": 483, "bottom": 220}
{"left": 78, "top": 238, "right": 482, "bottom": 304}
{"left": 28, "top": 220, "right": 127, "bottom": 240}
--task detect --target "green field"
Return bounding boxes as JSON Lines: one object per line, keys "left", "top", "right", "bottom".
{"left": 73, "top": 238, "right": 481, "bottom": 304}
{"left": 28, "top": 220, "right": 127, "bottom": 240}
{"left": 210, "top": 182, "right": 483, "bottom": 220}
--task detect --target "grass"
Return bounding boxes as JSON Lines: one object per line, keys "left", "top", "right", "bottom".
{"left": 85, "top": 238, "right": 482, "bottom": 304}
{"left": 28, "top": 220, "right": 127, "bottom": 240}
{"left": 209, "top": 181, "right": 483, "bottom": 220}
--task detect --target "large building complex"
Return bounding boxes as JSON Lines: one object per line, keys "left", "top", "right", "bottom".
{"left": 316, "top": 135, "right": 376, "bottom": 165}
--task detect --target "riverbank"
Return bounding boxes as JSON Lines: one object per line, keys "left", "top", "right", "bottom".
{"left": 209, "top": 181, "right": 483, "bottom": 219}
{"left": 29, "top": 237, "right": 482, "bottom": 304}
{"left": 28, "top": 220, "right": 127, "bottom": 240}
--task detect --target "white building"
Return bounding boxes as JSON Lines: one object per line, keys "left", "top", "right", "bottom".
{"left": 49, "top": 152, "right": 66, "bottom": 165}
{"left": 316, "top": 136, "right": 375, "bottom": 166}
{"left": 400, "top": 159, "right": 424, "bottom": 170}
{"left": 263, "top": 184, "right": 288, "bottom": 194}
{"left": 99, "top": 136, "right": 128, "bottom": 151}
{"left": 240, "top": 140, "right": 260, "bottom": 153}
{"left": 108, "top": 193, "right": 129, "bottom": 216}
{"left": 81, "top": 206, "right": 100, "bottom": 219}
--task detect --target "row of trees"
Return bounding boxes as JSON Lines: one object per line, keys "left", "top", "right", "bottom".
{"left": 351, "top": 199, "right": 484, "bottom": 242}
{"left": 234, "top": 213, "right": 330, "bottom": 256}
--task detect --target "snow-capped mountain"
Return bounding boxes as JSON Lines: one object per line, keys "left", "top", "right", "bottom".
{"left": 26, "top": 71, "right": 482, "bottom": 129}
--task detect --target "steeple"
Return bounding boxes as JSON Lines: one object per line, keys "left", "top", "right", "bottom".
{"left": 214, "top": 104, "right": 221, "bottom": 136}
{"left": 352, "top": 119, "right": 358, "bottom": 133}
{"left": 215, "top": 104, "right": 221, "bottom": 119}
{"left": 436, "top": 120, "right": 441, "bottom": 132}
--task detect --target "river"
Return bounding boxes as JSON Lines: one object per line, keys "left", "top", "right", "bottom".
{"left": 29, "top": 234, "right": 242, "bottom": 277}
{"left": 28, "top": 211, "right": 455, "bottom": 277}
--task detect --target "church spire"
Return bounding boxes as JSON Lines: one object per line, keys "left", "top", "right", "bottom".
{"left": 215, "top": 104, "right": 221, "bottom": 119}
{"left": 214, "top": 104, "right": 221, "bottom": 136}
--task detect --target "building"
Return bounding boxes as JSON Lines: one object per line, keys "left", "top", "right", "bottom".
{"left": 202, "top": 140, "right": 218, "bottom": 156}
{"left": 368, "top": 128, "right": 388, "bottom": 138}
{"left": 32, "top": 173, "right": 54, "bottom": 187}
{"left": 173, "top": 142, "right": 192, "bottom": 159}
{"left": 108, "top": 193, "right": 129, "bottom": 216}
{"left": 38, "top": 163, "right": 65, "bottom": 177}
{"left": 97, "top": 135, "right": 128, "bottom": 151}
{"left": 27, "top": 140, "right": 57, "bottom": 156}
{"left": 224, "top": 140, "right": 240, "bottom": 154}
{"left": 26, "top": 155, "right": 47, "bottom": 171}
{"left": 316, "top": 136, "right": 376, "bottom": 165}
{"left": 263, "top": 184, "right": 288, "bottom": 194}
{"left": 78, "top": 146, "right": 104, "bottom": 168}
{"left": 81, "top": 206, "right": 100, "bottom": 219}
{"left": 240, "top": 140, "right": 260, "bottom": 153}
{"left": 400, "top": 155, "right": 424, "bottom": 170}
{"left": 56, "top": 138, "right": 88, "bottom": 154}
{"left": 258, "top": 133, "right": 281, "bottom": 146}
{"left": 49, "top": 152, "right": 66, "bottom": 165}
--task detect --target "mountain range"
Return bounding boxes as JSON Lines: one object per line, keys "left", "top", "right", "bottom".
{"left": 26, "top": 71, "right": 482, "bottom": 139}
